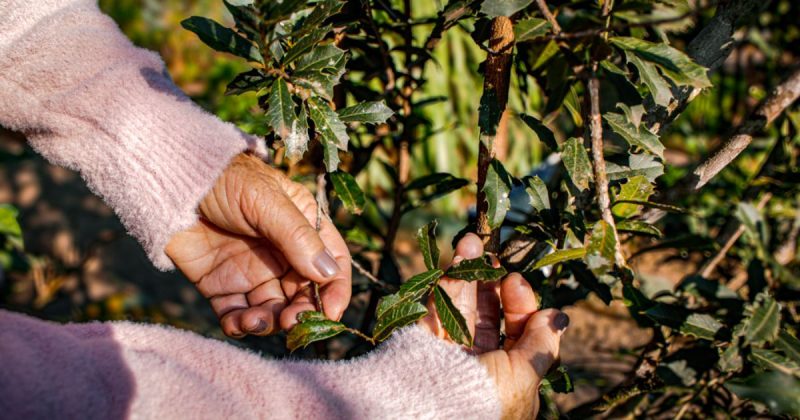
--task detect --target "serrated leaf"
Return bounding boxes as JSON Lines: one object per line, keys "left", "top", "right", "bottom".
{"left": 480, "top": 0, "right": 534, "bottom": 17}
{"left": 611, "top": 37, "right": 712, "bottom": 89}
{"left": 514, "top": 18, "right": 551, "bottom": 42}
{"left": 777, "top": 330, "right": 800, "bottom": 364}
{"left": 266, "top": 78, "right": 297, "bottom": 137}
{"left": 294, "top": 44, "right": 346, "bottom": 74}
{"left": 373, "top": 301, "right": 428, "bottom": 342}
{"left": 750, "top": 348, "right": 800, "bottom": 377}
{"left": 561, "top": 137, "right": 594, "bottom": 191}
{"left": 338, "top": 101, "right": 394, "bottom": 124}
{"left": 523, "top": 175, "right": 550, "bottom": 211}
{"left": 616, "top": 220, "right": 662, "bottom": 237}
{"left": 376, "top": 269, "right": 443, "bottom": 319}
{"left": 433, "top": 285, "right": 473, "bottom": 346}
{"left": 286, "top": 318, "right": 347, "bottom": 351}
{"left": 308, "top": 97, "right": 349, "bottom": 172}
{"left": 532, "top": 248, "right": 586, "bottom": 270}
{"left": 605, "top": 112, "right": 664, "bottom": 159}
{"left": 645, "top": 304, "right": 723, "bottom": 340}
{"left": 225, "top": 69, "right": 269, "bottom": 96}
{"left": 520, "top": 114, "right": 557, "bottom": 151}
{"left": 417, "top": 221, "right": 440, "bottom": 271}
{"left": 282, "top": 26, "right": 329, "bottom": 65}
{"left": 727, "top": 371, "right": 800, "bottom": 416}
{"left": 612, "top": 175, "right": 655, "bottom": 218}
{"left": 606, "top": 154, "right": 664, "bottom": 182}
{"left": 585, "top": 221, "right": 618, "bottom": 276}
{"left": 299, "top": 0, "right": 344, "bottom": 31}
{"left": 718, "top": 344, "right": 743, "bottom": 373}
{"left": 738, "top": 292, "right": 782, "bottom": 346}
{"left": 626, "top": 52, "right": 673, "bottom": 107}
{"left": 330, "top": 171, "right": 366, "bottom": 215}
{"left": 445, "top": 257, "right": 507, "bottom": 281}
{"left": 483, "top": 159, "right": 513, "bottom": 229}
{"left": 181, "top": 17, "right": 263, "bottom": 62}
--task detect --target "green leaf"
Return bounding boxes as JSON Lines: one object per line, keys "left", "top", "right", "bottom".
{"left": 612, "top": 199, "right": 686, "bottom": 214}
{"left": 478, "top": 89, "right": 502, "bottom": 136}
{"left": 611, "top": 37, "right": 712, "bottom": 89}
{"left": 433, "top": 285, "right": 473, "bottom": 346}
{"left": 626, "top": 52, "right": 673, "bottom": 107}
{"left": 644, "top": 304, "right": 723, "bottom": 340}
{"left": 612, "top": 175, "right": 655, "bottom": 218}
{"left": 737, "top": 292, "right": 782, "bottom": 347}
{"left": 294, "top": 44, "right": 346, "bottom": 74}
{"left": 481, "top": 0, "right": 534, "bottom": 17}
{"left": 0, "top": 204, "right": 22, "bottom": 238}
{"left": 286, "top": 317, "right": 347, "bottom": 351}
{"left": 266, "top": 79, "right": 298, "bottom": 139}
{"left": 561, "top": 137, "right": 594, "bottom": 191}
{"left": 181, "top": 17, "right": 262, "bottom": 62}
{"left": 523, "top": 175, "right": 550, "bottom": 212}
{"left": 297, "top": 310, "right": 328, "bottom": 323}
{"left": 616, "top": 220, "right": 662, "bottom": 237}
{"left": 532, "top": 248, "right": 586, "bottom": 270}
{"left": 718, "top": 344, "right": 743, "bottom": 373}
{"left": 483, "top": 159, "right": 513, "bottom": 229}
{"left": 373, "top": 301, "right": 429, "bottom": 341}
{"left": 605, "top": 112, "right": 664, "bottom": 159}
{"left": 750, "top": 348, "right": 800, "bottom": 377}
{"left": 227, "top": 0, "right": 253, "bottom": 5}
{"left": 376, "top": 269, "right": 443, "bottom": 319}
{"left": 726, "top": 371, "right": 800, "bottom": 416}
{"left": 514, "top": 18, "right": 551, "bottom": 42}
{"left": 337, "top": 101, "right": 394, "bottom": 124}
{"left": 225, "top": 69, "right": 269, "bottom": 96}
{"left": 308, "top": 97, "right": 349, "bottom": 172}
{"left": 445, "top": 256, "right": 507, "bottom": 281}
{"left": 543, "top": 365, "right": 574, "bottom": 394}
{"left": 329, "top": 171, "right": 366, "bottom": 215}
{"left": 520, "top": 114, "right": 557, "bottom": 151}
{"left": 585, "top": 221, "right": 618, "bottom": 275}
{"left": 300, "top": 0, "right": 345, "bottom": 30}
{"left": 407, "top": 174, "right": 470, "bottom": 209}
{"left": 417, "top": 221, "right": 440, "bottom": 271}
{"left": 776, "top": 330, "right": 800, "bottom": 364}
{"left": 407, "top": 173, "right": 466, "bottom": 191}
{"left": 282, "top": 26, "right": 329, "bottom": 65}
{"left": 606, "top": 154, "right": 664, "bottom": 182}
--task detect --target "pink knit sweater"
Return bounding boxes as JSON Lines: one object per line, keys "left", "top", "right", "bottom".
{"left": 0, "top": 1, "right": 502, "bottom": 418}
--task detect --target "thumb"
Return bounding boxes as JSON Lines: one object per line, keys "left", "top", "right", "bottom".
{"left": 509, "top": 309, "right": 568, "bottom": 381}
{"left": 255, "top": 190, "right": 342, "bottom": 285}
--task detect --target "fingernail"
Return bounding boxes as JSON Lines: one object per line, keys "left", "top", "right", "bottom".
{"left": 313, "top": 249, "right": 340, "bottom": 278}
{"left": 247, "top": 319, "right": 268, "bottom": 334}
{"left": 554, "top": 312, "right": 570, "bottom": 333}
{"left": 229, "top": 330, "right": 245, "bottom": 339}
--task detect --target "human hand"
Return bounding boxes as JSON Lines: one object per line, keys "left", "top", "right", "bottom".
{"left": 166, "top": 153, "right": 351, "bottom": 338}
{"left": 418, "top": 233, "right": 567, "bottom": 419}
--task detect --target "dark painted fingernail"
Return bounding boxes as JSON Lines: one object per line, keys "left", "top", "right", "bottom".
{"left": 247, "top": 319, "right": 268, "bottom": 334}
{"left": 554, "top": 312, "right": 570, "bottom": 332}
{"left": 313, "top": 249, "right": 340, "bottom": 278}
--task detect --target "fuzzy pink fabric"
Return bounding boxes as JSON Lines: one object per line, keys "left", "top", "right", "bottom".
{"left": 0, "top": 0, "right": 266, "bottom": 270}
{"left": 0, "top": 310, "right": 502, "bottom": 419}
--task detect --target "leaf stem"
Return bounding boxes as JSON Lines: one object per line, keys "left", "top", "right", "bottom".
{"left": 347, "top": 327, "right": 376, "bottom": 345}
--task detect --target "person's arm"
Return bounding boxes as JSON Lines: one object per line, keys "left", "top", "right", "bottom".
{"left": 0, "top": 0, "right": 264, "bottom": 270}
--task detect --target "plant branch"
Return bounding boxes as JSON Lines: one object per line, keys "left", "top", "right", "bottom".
{"left": 352, "top": 259, "right": 396, "bottom": 292}
{"left": 313, "top": 173, "right": 329, "bottom": 313}
{"left": 535, "top": 0, "right": 562, "bottom": 34}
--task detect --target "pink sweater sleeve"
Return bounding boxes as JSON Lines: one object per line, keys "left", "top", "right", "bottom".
{"left": 0, "top": 310, "right": 502, "bottom": 419}
{"left": 0, "top": 0, "right": 266, "bottom": 270}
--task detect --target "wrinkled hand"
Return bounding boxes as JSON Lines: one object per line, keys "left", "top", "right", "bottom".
{"left": 419, "top": 234, "right": 567, "bottom": 419}
{"left": 166, "top": 153, "right": 351, "bottom": 338}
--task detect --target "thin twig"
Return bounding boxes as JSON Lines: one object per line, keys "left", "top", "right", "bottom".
{"left": 313, "top": 173, "right": 329, "bottom": 313}
{"left": 352, "top": 259, "right": 395, "bottom": 292}
{"left": 535, "top": 0, "right": 562, "bottom": 34}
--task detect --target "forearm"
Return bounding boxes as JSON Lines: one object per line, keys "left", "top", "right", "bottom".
{"left": 0, "top": 0, "right": 265, "bottom": 269}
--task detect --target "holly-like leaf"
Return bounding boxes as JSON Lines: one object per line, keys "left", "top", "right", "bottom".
{"left": 606, "top": 154, "right": 664, "bottom": 182}
{"left": 181, "top": 17, "right": 263, "bottom": 62}
{"left": 750, "top": 348, "right": 800, "bottom": 377}
{"left": 300, "top": 0, "right": 345, "bottom": 30}
{"left": 605, "top": 112, "right": 664, "bottom": 159}
{"left": 737, "top": 292, "right": 782, "bottom": 347}
{"left": 282, "top": 26, "right": 329, "bottom": 65}
{"left": 645, "top": 304, "right": 723, "bottom": 340}
{"left": 520, "top": 114, "right": 558, "bottom": 151}
{"left": 718, "top": 344, "right": 743, "bottom": 373}
{"left": 308, "top": 97, "right": 349, "bottom": 172}
{"left": 483, "top": 159, "right": 513, "bottom": 229}
{"left": 532, "top": 248, "right": 586, "bottom": 270}
{"left": 373, "top": 301, "right": 429, "bottom": 341}
{"left": 225, "top": 69, "right": 269, "bottom": 96}
{"left": 330, "top": 171, "right": 366, "bottom": 215}
{"left": 287, "top": 316, "right": 347, "bottom": 351}
{"left": 267, "top": 79, "right": 309, "bottom": 161}
{"left": 481, "top": 0, "right": 534, "bottom": 17}
{"left": 337, "top": 101, "right": 394, "bottom": 124}
{"left": 523, "top": 175, "right": 550, "bottom": 211}
{"left": 561, "top": 137, "right": 594, "bottom": 191}
{"left": 376, "top": 269, "right": 443, "bottom": 319}
{"left": 293, "top": 45, "right": 347, "bottom": 100}
{"left": 616, "top": 220, "right": 662, "bottom": 237}
{"left": 445, "top": 257, "right": 507, "bottom": 281}
{"left": 585, "top": 221, "right": 618, "bottom": 276}
{"left": 417, "top": 221, "right": 440, "bottom": 271}
{"left": 514, "top": 18, "right": 551, "bottom": 42}
{"left": 626, "top": 53, "right": 673, "bottom": 107}
{"left": 776, "top": 330, "right": 800, "bottom": 364}
{"left": 612, "top": 175, "right": 655, "bottom": 218}
{"left": 611, "top": 37, "right": 712, "bottom": 89}
{"left": 726, "top": 371, "right": 800, "bottom": 416}
{"left": 433, "top": 285, "right": 473, "bottom": 346}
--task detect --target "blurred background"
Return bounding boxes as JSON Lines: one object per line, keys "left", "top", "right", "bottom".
{"left": 1, "top": 0, "right": 797, "bottom": 412}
